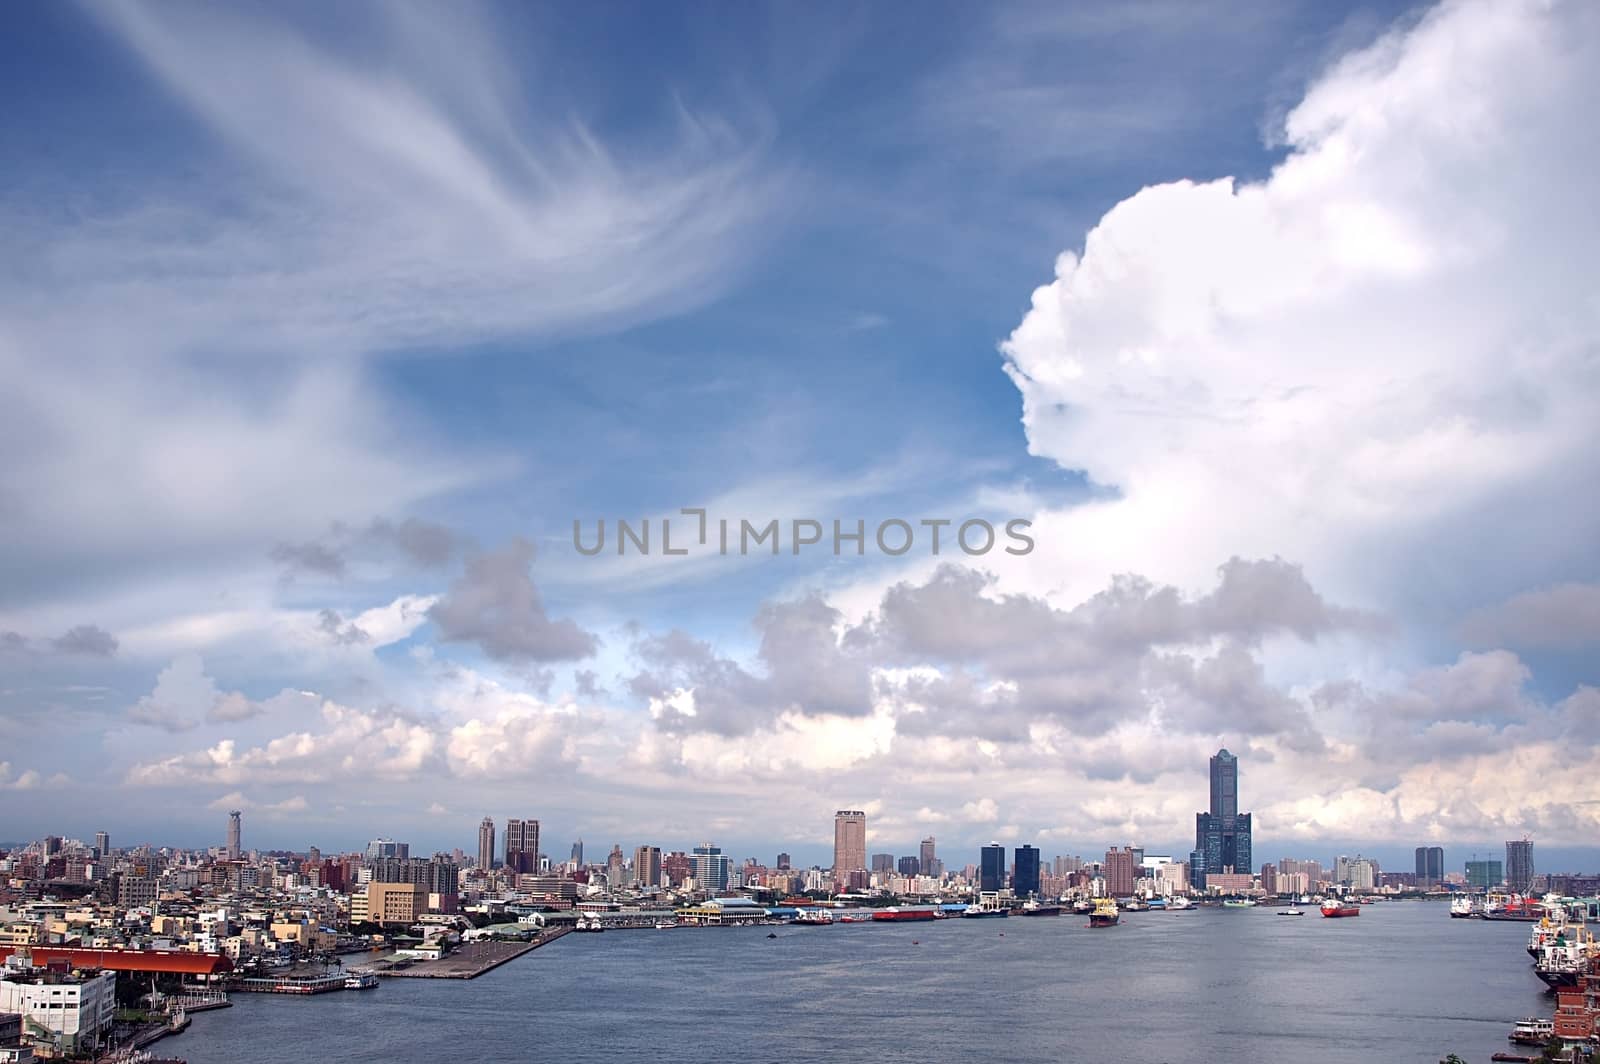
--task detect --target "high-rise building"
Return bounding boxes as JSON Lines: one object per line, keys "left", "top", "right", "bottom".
{"left": 1194, "top": 748, "right": 1252, "bottom": 886}
{"left": 1414, "top": 846, "right": 1444, "bottom": 885}
{"left": 607, "top": 844, "right": 626, "bottom": 885}
{"left": 505, "top": 819, "right": 539, "bottom": 875}
{"left": 570, "top": 840, "right": 584, "bottom": 866}
{"left": 691, "top": 843, "right": 732, "bottom": 892}
{"left": 871, "top": 853, "right": 895, "bottom": 874}
{"left": 93, "top": 832, "right": 110, "bottom": 859}
{"left": 225, "top": 810, "right": 242, "bottom": 860}
{"left": 833, "top": 810, "right": 867, "bottom": 885}
{"left": 897, "top": 855, "right": 920, "bottom": 877}
{"left": 477, "top": 817, "right": 495, "bottom": 871}
{"left": 1105, "top": 846, "right": 1136, "bottom": 897}
{"left": 920, "top": 837, "right": 937, "bottom": 877}
{"left": 980, "top": 842, "right": 1006, "bottom": 893}
{"left": 366, "top": 838, "right": 409, "bottom": 860}
{"left": 635, "top": 845, "right": 662, "bottom": 889}
{"left": 1506, "top": 839, "right": 1534, "bottom": 893}
{"left": 1013, "top": 845, "right": 1042, "bottom": 897}
{"left": 1466, "top": 859, "right": 1503, "bottom": 889}
{"left": 776, "top": 852, "right": 792, "bottom": 870}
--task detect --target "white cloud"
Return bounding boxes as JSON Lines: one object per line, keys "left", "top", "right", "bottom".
{"left": 999, "top": 0, "right": 1600, "bottom": 614}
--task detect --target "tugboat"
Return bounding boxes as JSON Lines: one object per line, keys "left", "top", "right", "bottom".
{"left": 1088, "top": 898, "right": 1120, "bottom": 928}
{"left": 1320, "top": 897, "right": 1361, "bottom": 918}
{"left": 793, "top": 909, "right": 834, "bottom": 926}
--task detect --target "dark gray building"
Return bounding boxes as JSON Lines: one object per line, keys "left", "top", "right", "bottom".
{"left": 1013, "top": 845, "right": 1041, "bottom": 898}
{"left": 1414, "top": 845, "right": 1445, "bottom": 885}
{"left": 980, "top": 843, "right": 1006, "bottom": 893}
{"left": 1194, "top": 749, "right": 1252, "bottom": 887}
{"left": 897, "top": 855, "right": 920, "bottom": 876}
{"left": 1506, "top": 839, "right": 1534, "bottom": 893}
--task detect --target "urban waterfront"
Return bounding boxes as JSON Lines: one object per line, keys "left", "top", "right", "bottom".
{"left": 175, "top": 903, "right": 1543, "bottom": 1064}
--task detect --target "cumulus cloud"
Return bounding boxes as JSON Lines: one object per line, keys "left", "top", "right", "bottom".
{"left": 50, "top": 624, "right": 119, "bottom": 657}
{"left": 127, "top": 654, "right": 304, "bottom": 732}
{"left": 998, "top": 0, "right": 1600, "bottom": 614}
{"left": 429, "top": 539, "right": 597, "bottom": 663}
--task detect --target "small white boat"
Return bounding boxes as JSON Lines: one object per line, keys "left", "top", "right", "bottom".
{"left": 344, "top": 969, "right": 379, "bottom": 989}
{"left": 654, "top": 920, "right": 678, "bottom": 930}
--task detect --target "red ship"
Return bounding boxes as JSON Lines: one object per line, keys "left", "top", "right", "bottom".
{"left": 1320, "top": 899, "right": 1361, "bottom": 918}
{"left": 872, "top": 907, "right": 938, "bottom": 922}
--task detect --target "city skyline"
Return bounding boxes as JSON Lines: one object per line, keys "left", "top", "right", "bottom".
{"left": 2, "top": 0, "right": 1599, "bottom": 868}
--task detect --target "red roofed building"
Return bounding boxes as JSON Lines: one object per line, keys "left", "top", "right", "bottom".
{"left": 0, "top": 945, "right": 231, "bottom": 976}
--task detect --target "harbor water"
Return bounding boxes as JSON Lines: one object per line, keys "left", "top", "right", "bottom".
{"left": 176, "top": 901, "right": 1547, "bottom": 1063}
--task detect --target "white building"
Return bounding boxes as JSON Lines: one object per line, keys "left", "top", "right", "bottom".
{"left": 0, "top": 966, "right": 116, "bottom": 1055}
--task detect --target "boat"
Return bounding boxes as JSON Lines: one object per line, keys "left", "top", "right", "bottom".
{"left": 961, "top": 905, "right": 1009, "bottom": 919}
{"left": 1485, "top": 894, "right": 1545, "bottom": 922}
{"left": 654, "top": 920, "right": 678, "bottom": 930}
{"left": 1071, "top": 898, "right": 1093, "bottom": 915}
{"left": 1222, "top": 899, "right": 1256, "bottom": 908}
{"left": 1451, "top": 893, "right": 1486, "bottom": 918}
{"left": 1533, "top": 930, "right": 1596, "bottom": 991}
{"left": 1167, "top": 896, "right": 1194, "bottom": 911}
{"left": 872, "top": 907, "right": 938, "bottom": 922}
{"left": 1320, "top": 898, "right": 1361, "bottom": 918}
{"left": 793, "top": 910, "right": 834, "bottom": 926}
{"left": 343, "top": 969, "right": 379, "bottom": 990}
{"left": 574, "top": 914, "right": 605, "bottom": 932}
{"left": 1277, "top": 909, "right": 1303, "bottom": 917}
{"left": 1528, "top": 914, "right": 1570, "bottom": 957}
{"left": 1146, "top": 897, "right": 1167, "bottom": 910}
{"left": 1508, "top": 1016, "right": 1555, "bottom": 1045}
{"left": 1122, "top": 899, "right": 1150, "bottom": 912}
{"left": 1019, "top": 901, "right": 1062, "bottom": 916}
{"left": 1088, "top": 898, "right": 1120, "bottom": 928}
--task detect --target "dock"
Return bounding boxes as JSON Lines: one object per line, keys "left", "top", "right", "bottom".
{"left": 374, "top": 930, "right": 570, "bottom": 980}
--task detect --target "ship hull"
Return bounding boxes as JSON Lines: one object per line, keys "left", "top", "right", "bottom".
{"left": 1088, "top": 914, "right": 1119, "bottom": 928}
{"left": 961, "top": 909, "right": 1009, "bottom": 919}
{"left": 1320, "top": 906, "right": 1361, "bottom": 918}
{"left": 872, "top": 909, "right": 937, "bottom": 922}
{"left": 1020, "top": 906, "right": 1062, "bottom": 917}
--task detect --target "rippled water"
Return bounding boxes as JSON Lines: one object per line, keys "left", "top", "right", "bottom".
{"left": 175, "top": 902, "right": 1546, "bottom": 1063}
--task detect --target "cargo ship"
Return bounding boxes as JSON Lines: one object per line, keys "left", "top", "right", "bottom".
{"left": 1088, "top": 898, "right": 1120, "bottom": 928}
{"left": 961, "top": 905, "right": 1008, "bottom": 919}
{"left": 872, "top": 907, "right": 937, "bottom": 922}
{"left": 1320, "top": 898, "right": 1361, "bottom": 918}
{"left": 1019, "top": 900, "right": 1062, "bottom": 916}
{"left": 1534, "top": 931, "right": 1596, "bottom": 991}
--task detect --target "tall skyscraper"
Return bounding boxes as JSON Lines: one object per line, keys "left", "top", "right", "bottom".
{"left": 691, "top": 843, "right": 732, "bottom": 892}
{"left": 505, "top": 818, "right": 539, "bottom": 874}
{"left": 1105, "top": 846, "right": 1137, "bottom": 897}
{"left": 570, "top": 840, "right": 584, "bottom": 866}
{"left": 226, "top": 810, "right": 242, "bottom": 860}
{"left": 776, "top": 852, "right": 792, "bottom": 870}
{"left": 871, "top": 852, "right": 895, "bottom": 874}
{"left": 607, "top": 844, "right": 626, "bottom": 884}
{"left": 898, "top": 855, "right": 920, "bottom": 876}
{"left": 920, "top": 836, "right": 937, "bottom": 878}
{"left": 1013, "top": 845, "right": 1041, "bottom": 897}
{"left": 1193, "top": 748, "right": 1252, "bottom": 887}
{"left": 93, "top": 831, "right": 110, "bottom": 858}
{"left": 980, "top": 842, "right": 1006, "bottom": 893}
{"left": 1414, "top": 845, "right": 1444, "bottom": 885}
{"left": 635, "top": 845, "right": 662, "bottom": 888}
{"left": 1506, "top": 839, "right": 1534, "bottom": 893}
{"left": 477, "top": 817, "right": 495, "bottom": 871}
{"left": 833, "top": 810, "right": 867, "bottom": 883}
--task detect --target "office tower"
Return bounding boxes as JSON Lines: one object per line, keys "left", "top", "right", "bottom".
{"left": 607, "top": 844, "right": 626, "bottom": 885}
{"left": 777, "top": 852, "right": 792, "bottom": 870}
{"left": 366, "top": 838, "right": 409, "bottom": 860}
{"left": 1194, "top": 748, "right": 1252, "bottom": 885}
{"left": 1105, "top": 846, "right": 1136, "bottom": 897}
{"left": 477, "top": 817, "right": 495, "bottom": 871}
{"left": 93, "top": 832, "right": 110, "bottom": 858}
{"left": 505, "top": 818, "right": 539, "bottom": 875}
{"left": 1260, "top": 863, "right": 1278, "bottom": 894}
{"left": 980, "top": 842, "right": 1006, "bottom": 893}
{"left": 1466, "top": 859, "right": 1503, "bottom": 890}
{"left": 226, "top": 810, "right": 242, "bottom": 860}
{"left": 1013, "top": 845, "right": 1042, "bottom": 897}
{"left": 1506, "top": 839, "right": 1534, "bottom": 893}
{"left": 570, "top": 840, "right": 584, "bottom": 866}
{"left": 635, "top": 846, "right": 662, "bottom": 889}
{"left": 920, "top": 837, "right": 936, "bottom": 876}
{"left": 871, "top": 853, "right": 895, "bottom": 874}
{"left": 1414, "top": 846, "right": 1444, "bottom": 886}
{"left": 691, "top": 843, "right": 732, "bottom": 892}
{"left": 898, "top": 855, "right": 920, "bottom": 877}
{"left": 833, "top": 810, "right": 867, "bottom": 884}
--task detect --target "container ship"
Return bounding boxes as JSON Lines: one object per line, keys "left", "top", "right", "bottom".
{"left": 1320, "top": 898, "right": 1361, "bottom": 918}
{"left": 872, "top": 907, "right": 938, "bottom": 922}
{"left": 1088, "top": 898, "right": 1120, "bottom": 928}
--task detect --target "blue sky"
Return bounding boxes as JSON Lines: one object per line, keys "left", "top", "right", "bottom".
{"left": 3, "top": 0, "right": 1599, "bottom": 872}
